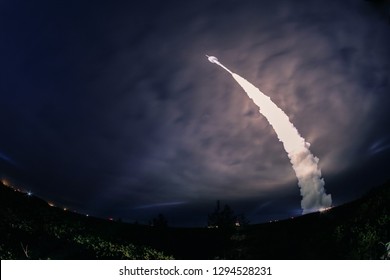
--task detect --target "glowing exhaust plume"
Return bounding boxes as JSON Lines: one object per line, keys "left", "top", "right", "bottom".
{"left": 207, "top": 56, "right": 332, "bottom": 214}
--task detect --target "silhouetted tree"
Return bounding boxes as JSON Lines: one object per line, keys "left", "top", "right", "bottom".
{"left": 208, "top": 200, "right": 237, "bottom": 230}
{"left": 152, "top": 213, "right": 168, "bottom": 229}
{"left": 208, "top": 201, "right": 251, "bottom": 259}
{"left": 208, "top": 200, "right": 221, "bottom": 228}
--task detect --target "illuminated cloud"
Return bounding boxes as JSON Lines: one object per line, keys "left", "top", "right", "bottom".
{"left": 0, "top": 0, "right": 389, "bottom": 225}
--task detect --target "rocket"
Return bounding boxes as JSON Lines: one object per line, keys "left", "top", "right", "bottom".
{"left": 206, "top": 55, "right": 219, "bottom": 64}
{"left": 205, "top": 55, "right": 232, "bottom": 74}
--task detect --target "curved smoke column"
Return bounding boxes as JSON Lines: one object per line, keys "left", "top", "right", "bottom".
{"left": 207, "top": 55, "right": 332, "bottom": 213}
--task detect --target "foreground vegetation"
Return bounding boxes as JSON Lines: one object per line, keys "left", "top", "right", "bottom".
{"left": 0, "top": 183, "right": 173, "bottom": 259}
{"left": 1, "top": 180, "right": 389, "bottom": 259}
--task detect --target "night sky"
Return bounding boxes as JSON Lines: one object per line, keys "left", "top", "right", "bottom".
{"left": 1, "top": 0, "right": 390, "bottom": 227}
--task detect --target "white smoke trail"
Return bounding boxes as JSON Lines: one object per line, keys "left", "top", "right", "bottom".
{"left": 210, "top": 58, "right": 332, "bottom": 213}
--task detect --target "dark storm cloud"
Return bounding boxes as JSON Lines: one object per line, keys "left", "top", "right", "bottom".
{"left": 1, "top": 0, "right": 389, "bottom": 225}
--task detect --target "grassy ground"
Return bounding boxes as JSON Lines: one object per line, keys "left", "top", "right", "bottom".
{"left": 1, "top": 181, "right": 389, "bottom": 259}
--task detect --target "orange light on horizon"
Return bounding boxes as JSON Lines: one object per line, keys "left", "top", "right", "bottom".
{"left": 1, "top": 179, "right": 10, "bottom": 187}
{"left": 319, "top": 206, "right": 332, "bottom": 213}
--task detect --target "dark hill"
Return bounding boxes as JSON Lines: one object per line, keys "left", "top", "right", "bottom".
{"left": 241, "top": 182, "right": 390, "bottom": 259}
{"left": 1, "top": 180, "right": 389, "bottom": 259}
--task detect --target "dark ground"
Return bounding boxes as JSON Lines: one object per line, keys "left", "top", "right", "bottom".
{"left": 0, "top": 180, "right": 389, "bottom": 259}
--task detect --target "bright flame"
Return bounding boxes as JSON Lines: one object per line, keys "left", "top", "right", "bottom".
{"left": 319, "top": 206, "right": 332, "bottom": 213}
